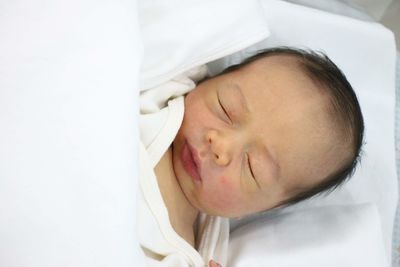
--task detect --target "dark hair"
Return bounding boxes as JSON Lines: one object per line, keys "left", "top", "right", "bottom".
{"left": 219, "top": 46, "right": 365, "bottom": 209}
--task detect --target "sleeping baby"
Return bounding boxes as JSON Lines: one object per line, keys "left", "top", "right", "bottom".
{"left": 139, "top": 47, "right": 364, "bottom": 267}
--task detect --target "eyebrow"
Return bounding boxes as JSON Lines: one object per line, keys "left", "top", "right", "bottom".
{"left": 231, "top": 83, "right": 281, "bottom": 182}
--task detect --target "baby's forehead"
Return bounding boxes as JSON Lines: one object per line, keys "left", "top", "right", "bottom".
{"left": 215, "top": 62, "right": 331, "bottom": 120}
{"left": 198, "top": 53, "right": 329, "bottom": 109}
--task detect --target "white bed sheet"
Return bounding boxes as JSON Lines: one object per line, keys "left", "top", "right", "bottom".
{"left": 229, "top": 204, "right": 388, "bottom": 267}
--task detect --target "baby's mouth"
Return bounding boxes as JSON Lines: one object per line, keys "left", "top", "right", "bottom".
{"left": 181, "top": 140, "right": 202, "bottom": 183}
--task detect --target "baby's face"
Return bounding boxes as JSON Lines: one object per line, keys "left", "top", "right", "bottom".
{"left": 172, "top": 55, "right": 346, "bottom": 217}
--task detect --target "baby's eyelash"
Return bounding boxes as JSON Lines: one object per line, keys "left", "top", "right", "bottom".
{"left": 246, "top": 153, "right": 261, "bottom": 189}
{"left": 218, "top": 97, "right": 232, "bottom": 123}
{"left": 246, "top": 153, "right": 255, "bottom": 179}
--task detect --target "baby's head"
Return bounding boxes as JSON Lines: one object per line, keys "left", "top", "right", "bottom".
{"left": 172, "top": 47, "right": 364, "bottom": 218}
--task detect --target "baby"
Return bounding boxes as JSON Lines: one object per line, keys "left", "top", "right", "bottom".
{"left": 150, "top": 47, "right": 364, "bottom": 266}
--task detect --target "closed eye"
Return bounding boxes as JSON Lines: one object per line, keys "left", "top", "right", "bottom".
{"left": 217, "top": 94, "right": 232, "bottom": 124}
{"left": 247, "top": 153, "right": 261, "bottom": 188}
{"left": 246, "top": 153, "right": 255, "bottom": 178}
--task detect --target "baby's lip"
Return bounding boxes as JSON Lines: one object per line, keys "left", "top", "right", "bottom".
{"left": 187, "top": 142, "right": 202, "bottom": 180}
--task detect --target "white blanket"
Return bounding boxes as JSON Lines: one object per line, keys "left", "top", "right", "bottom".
{"left": 0, "top": 0, "right": 144, "bottom": 266}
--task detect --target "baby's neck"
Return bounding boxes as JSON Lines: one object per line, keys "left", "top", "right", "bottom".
{"left": 154, "top": 146, "right": 199, "bottom": 247}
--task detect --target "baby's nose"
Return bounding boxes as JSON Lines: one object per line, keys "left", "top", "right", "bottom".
{"left": 207, "top": 129, "right": 232, "bottom": 166}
